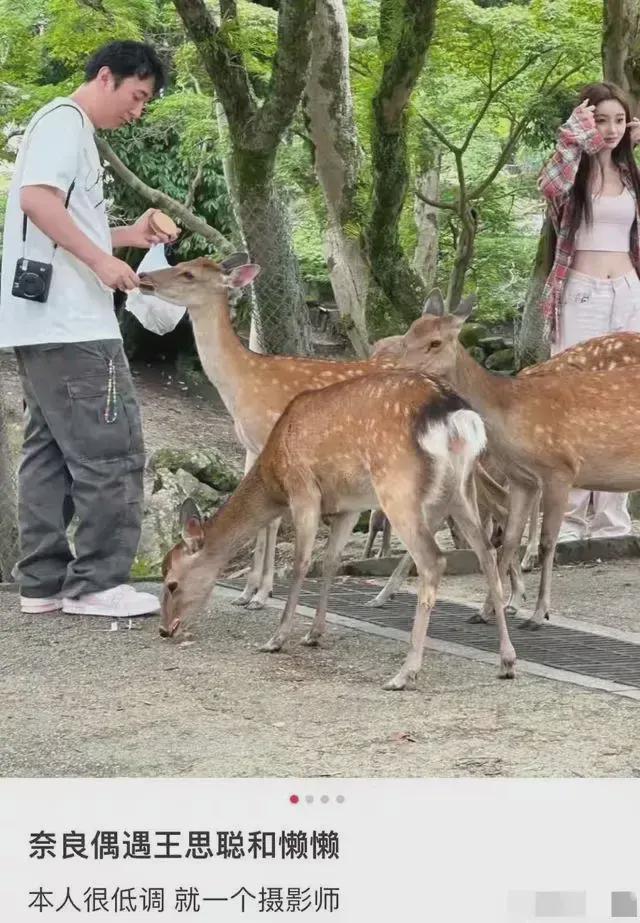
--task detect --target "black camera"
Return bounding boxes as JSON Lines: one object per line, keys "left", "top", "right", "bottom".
{"left": 12, "top": 258, "right": 53, "bottom": 303}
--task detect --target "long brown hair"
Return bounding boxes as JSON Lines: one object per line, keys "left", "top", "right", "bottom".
{"left": 568, "top": 82, "right": 640, "bottom": 242}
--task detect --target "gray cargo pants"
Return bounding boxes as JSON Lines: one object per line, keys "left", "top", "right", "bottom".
{"left": 13, "top": 340, "right": 145, "bottom": 599}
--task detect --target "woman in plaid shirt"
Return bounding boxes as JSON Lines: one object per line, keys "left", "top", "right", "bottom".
{"left": 539, "top": 81, "right": 640, "bottom": 540}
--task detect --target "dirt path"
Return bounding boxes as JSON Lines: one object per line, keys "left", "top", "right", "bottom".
{"left": 1, "top": 561, "right": 640, "bottom": 777}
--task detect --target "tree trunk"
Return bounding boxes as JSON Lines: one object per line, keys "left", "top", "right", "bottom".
{"left": 305, "top": 0, "right": 372, "bottom": 356}
{"left": 173, "top": 0, "right": 316, "bottom": 355}
{"left": 0, "top": 396, "right": 19, "bottom": 582}
{"left": 445, "top": 207, "right": 478, "bottom": 310}
{"left": 233, "top": 149, "right": 312, "bottom": 356}
{"left": 602, "top": 0, "right": 640, "bottom": 108}
{"left": 515, "top": 215, "right": 554, "bottom": 369}
{"left": 366, "top": 0, "right": 438, "bottom": 326}
{"left": 413, "top": 143, "right": 441, "bottom": 291}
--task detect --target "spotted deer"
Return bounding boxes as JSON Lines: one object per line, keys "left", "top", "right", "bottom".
{"left": 372, "top": 324, "right": 640, "bottom": 610}
{"left": 389, "top": 293, "right": 640, "bottom": 628}
{"left": 517, "top": 330, "right": 640, "bottom": 569}
{"left": 158, "top": 370, "right": 516, "bottom": 690}
{"left": 138, "top": 255, "right": 400, "bottom": 610}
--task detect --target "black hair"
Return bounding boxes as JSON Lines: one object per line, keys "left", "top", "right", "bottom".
{"left": 85, "top": 41, "right": 166, "bottom": 95}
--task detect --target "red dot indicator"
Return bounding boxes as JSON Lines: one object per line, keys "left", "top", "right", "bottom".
{"left": 289, "top": 794, "right": 299, "bottom": 804}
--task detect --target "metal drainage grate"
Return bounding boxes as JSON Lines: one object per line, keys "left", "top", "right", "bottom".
{"left": 220, "top": 577, "right": 640, "bottom": 689}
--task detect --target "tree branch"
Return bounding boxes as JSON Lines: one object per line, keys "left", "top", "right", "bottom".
{"left": 251, "top": 0, "right": 316, "bottom": 149}
{"left": 96, "top": 136, "right": 232, "bottom": 251}
{"left": 185, "top": 145, "right": 208, "bottom": 210}
{"left": 414, "top": 189, "right": 457, "bottom": 211}
{"left": 460, "top": 51, "right": 541, "bottom": 154}
{"left": 468, "top": 120, "right": 528, "bottom": 200}
{"left": 417, "top": 113, "right": 459, "bottom": 155}
{"left": 172, "top": 0, "right": 255, "bottom": 137}
{"left": 468, "top": 60, "right": 586, "bottom": 202}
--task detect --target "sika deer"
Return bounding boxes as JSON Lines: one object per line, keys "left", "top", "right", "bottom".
{"left": 371, "top": 326, "right": 640, "bottom": 609}
{"left": 395, "top": 293, "right": 640, "bottom": 628}
{"left": 159, "top": 371, "right": 516, "bottom": 690}
{"left": 138, "top": 256, "right": 398, "bottom": 609}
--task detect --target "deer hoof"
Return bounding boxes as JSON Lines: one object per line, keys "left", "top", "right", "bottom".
{"left": 468, "top": 611, "right": 491, "bottom": 625}
{"left": 520, "top": 617, "right": 545, "bottom": 631}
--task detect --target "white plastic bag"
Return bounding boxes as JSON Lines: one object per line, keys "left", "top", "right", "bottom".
{"left": 125, "top": 244, "right": 187, "bottom": 335}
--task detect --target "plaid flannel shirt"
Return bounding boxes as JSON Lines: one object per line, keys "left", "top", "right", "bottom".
{"left": 538, "top": 106, "right": 640, "bottom": 341}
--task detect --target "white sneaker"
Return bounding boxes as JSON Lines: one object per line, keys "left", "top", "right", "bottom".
{"left": 20, "top": 596, "right": 63, "bottom": 615}
{"left": 62, "top": 584, "right": 161, "bottom": 618}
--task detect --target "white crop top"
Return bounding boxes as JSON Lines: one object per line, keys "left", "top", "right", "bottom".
{"left": 574, "top": 187, "right": 635, "bottom": 252}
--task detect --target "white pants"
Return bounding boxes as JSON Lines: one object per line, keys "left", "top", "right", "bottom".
{"left": 553, "top": 269, "right": 640, "bottom": 538}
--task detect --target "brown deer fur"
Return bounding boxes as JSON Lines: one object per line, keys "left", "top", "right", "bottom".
{"left": 158, "top": 371, "right": 516, "bottom": 690}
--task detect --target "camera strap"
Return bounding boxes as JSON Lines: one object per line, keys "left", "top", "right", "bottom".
{"left": 21, "top": 180, "right": 76, "bottom": 259}
{"left": 20, "top": 102, "right": 85, "bottom": 260}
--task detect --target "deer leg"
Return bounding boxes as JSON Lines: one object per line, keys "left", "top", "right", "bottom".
{"left": 234, "top": 450, "right": 265, "bottom": 607}
{"left": 303, "top": 511, "right": 360, "bottom": 646}
{"left": 447, "top": 515, "right": 470, "bottom": 549}
{"left": 381, "top": 517, "right": 445, "bottom": 691}
{"left": 506, "top": 553, "right": 527, "bottom": 616}
{"left": 261, "top": 498, "right": 320, "bottom": 653}
{"left": 480, "top": 482, "right": 535, "bottom": 623}
{"left": 245, "top": 517, "right": 281, "bottom": 609}
{"left": 379, "top": 516, "right": 392, "bottom": 558}
{"left": 448, "top": 495, "right": 516, "bottom": 679}
{"left": 362, "top": 511, "right": 377, "bottom": 559}
{"left": 365, "top": 550, "right": 413, "bottom": 607}
{"left": 522, "top": 479, "right": 572, "bottom": 630}
{"left": 521, "top": 490, "right": 541, "bottom": 572}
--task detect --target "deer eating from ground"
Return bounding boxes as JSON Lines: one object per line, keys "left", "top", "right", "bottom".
{"left": 158, "top": 370, "right": 516, "bottom": 690}
{"left": 390, "top": 294, "right": 640, "bottom": 628}
{"left": 138, "top": 255, "right": 400, "bottom": 610}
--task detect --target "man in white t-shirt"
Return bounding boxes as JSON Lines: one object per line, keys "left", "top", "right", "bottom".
{"left": 0, "top": 41, "right": 178, "bottom": 619}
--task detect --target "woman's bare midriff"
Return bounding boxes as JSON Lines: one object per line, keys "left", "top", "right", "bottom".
{"left": 571, "top": 250, "right": 635, "bottom": 278}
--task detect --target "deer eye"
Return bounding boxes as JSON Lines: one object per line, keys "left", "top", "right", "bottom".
{"left": 430, "top": 339, "right": 442, "bottom": 349}
{"left": 182, "top": 271, "right": 195, "bottom": 280}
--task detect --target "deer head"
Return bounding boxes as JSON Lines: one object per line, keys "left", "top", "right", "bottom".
{"left": 159, "top": 498, "right": 207, "bottom": 639}
{"left": 398, "top": 290, "right": 476, "bottom": 381}
{"left": 139, "top": 253, "right": 260, "bottom": 313}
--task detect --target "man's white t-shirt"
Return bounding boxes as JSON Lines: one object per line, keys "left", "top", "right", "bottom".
{"left": 0, "top": 97, "right": 121, "bottom": 347}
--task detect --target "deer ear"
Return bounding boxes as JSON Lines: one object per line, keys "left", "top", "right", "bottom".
{"left": 225, "top": 263, "right": 261, "bottom": 289}
{"left": 220, "top": 251, "right": 249, "bottom": 272}
{"left": 422, "top": 289, "right": 445, "bottom": 316}
{"left": 179, "top": 498, "right": 204, "bottom": 552}
{"left": 451, "top": 294, "right": 477, "bottom": 319}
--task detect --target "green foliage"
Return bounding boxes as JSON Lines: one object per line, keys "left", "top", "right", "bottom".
{"left": 0, "top": 0, "right": 611, "bottom": 339}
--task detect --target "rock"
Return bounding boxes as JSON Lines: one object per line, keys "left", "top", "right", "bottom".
{"left": 459, "top": 323, "right": 488, "bottom": 348}
{"left": 629, "top": 492, "right": 640, "bottom": 519}
{"left": 467, "top": 346, "right": 486, "bottom": 364}
{"left": 148, "top": 447, "right": 241, "bottom": 492}
{"left": 485, "top": 348, "right": 515, "bottom": 372}
{"left": 137, "top": 468, "right": 227, "bottom": 564}
{"left": 478, "top": 335, "right": 510, "bottom": 352}
{"left": 153, "top": 467, "right": 221, "bottom": 513}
